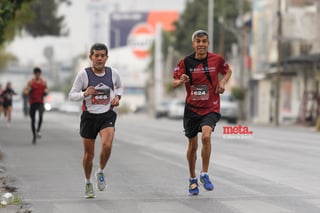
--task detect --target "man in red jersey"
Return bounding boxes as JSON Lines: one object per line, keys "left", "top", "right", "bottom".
{"left": 24, "top": 67, "right": 48, "bottom": 144}
{"left": 172, "top": 30, "right": 232, "bottom": 195}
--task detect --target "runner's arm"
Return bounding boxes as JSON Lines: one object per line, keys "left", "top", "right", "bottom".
{"left": 111, "top": 68, "right": 124, "bottom": 107}
{"left": 216, "top": 68, "right": 232, "bottom": 94}
{"left": 172, "top": 60, "right": 188, "bottom": 88}
{"left": 69, "top": 71, "right": 89, "bottom": 102}
{"left": 113, "top": 68, "right": 124, "bottom": 98}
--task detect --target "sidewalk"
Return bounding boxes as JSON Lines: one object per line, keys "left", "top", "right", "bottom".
{"left": 0, "top": 111, "right": 31, "bottom": 212}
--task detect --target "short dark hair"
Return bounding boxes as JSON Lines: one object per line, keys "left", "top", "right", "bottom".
{"left": 33, "top": 67, "right": 42, "bottom": 74}
{"left": 90, "top": 43, "right": 108, "bottom": 56}
{"left": 191, "top": 30, "right": 209, "bottom": 41}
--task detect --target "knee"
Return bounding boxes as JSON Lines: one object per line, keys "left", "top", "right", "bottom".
{"left": 201, "top": 134, "right": 211, "bottom": 144}
{"left": 188, "top": 143, "right": 198, "bottom": 153}
{"left": 102, "top": 142, "right": 112, "bottom": 151}
{"left": 84, "top": 152, "right": 94, "bottom": 161}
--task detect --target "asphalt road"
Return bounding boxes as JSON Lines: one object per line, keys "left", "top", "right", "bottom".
{"left": 0, "top": 110, "right": 320, "bottom": 213}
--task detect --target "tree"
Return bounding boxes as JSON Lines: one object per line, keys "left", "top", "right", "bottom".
{"left": 0, "top": 0, "right": 71, "bottom": 70}
{"left": 23, "top": 0, "right": 70, "bottom": 37}
{"left": 171, "top": 0, "right": 250, "bottom": 58}
{"left": 0, "top": 0, "right": 70, "bottom": 43}
{"left": 0, "top": 0, "right": 32, "bottom": 44}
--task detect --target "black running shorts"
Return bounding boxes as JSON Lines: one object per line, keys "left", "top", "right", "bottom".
{"left": 183, "top": 108, "right": 221, "bottom": 139}
{"left": 80, "top": 110, "right": 117, "bottom": 139}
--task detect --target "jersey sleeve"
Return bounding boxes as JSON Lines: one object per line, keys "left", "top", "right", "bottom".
{"left": 69, "top": 70, "right": 88, "bottom": 102}
{"left": 173, "top": 58, "right": 186, "bottom": 80}
{"left": 218, "top": 55, "right": 230, "bottom": 75}
{"left": 111, "top": 68, "right": 124, "bottom": 97}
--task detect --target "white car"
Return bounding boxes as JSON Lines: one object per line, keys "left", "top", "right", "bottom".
{"left": 220, "top": 93, "right": 238, "bottom": 123}
{"left": 44, "top": 91, "right": 65, "bottom": 111}
{"left": 58, "top": 101, "right": 81, "bottom": 114}
{"left": 168, "top": 99, "right": 185, "bottom": 119}
{"left": 155, "top": 99, "right": 170, "bottom": 118}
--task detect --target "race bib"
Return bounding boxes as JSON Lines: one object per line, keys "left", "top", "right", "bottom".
{"left": 190, "top": 85, "right": 209, "bottom": 100}
{"left": 91, "top": 88, "right": 110, "bottom": 105}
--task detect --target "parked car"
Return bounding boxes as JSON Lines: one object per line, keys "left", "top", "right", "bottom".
{"left": 58, "top": 101, "right": 81, "bottom": 114}
{"left": 155, "top": 99, "right": 170, "bottom": 118}
{"left": 168, "top": 99, "right": 185, "bottom": 119}
{"left": 220, "top": 92, "right": 238, "bottom": 123}
{"left": 44, "top": 91, "right": 65, "bottom": 111}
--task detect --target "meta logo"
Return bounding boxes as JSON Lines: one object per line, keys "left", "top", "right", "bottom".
{"left": 222, "top": 125, "right": 253, "bottom": 139}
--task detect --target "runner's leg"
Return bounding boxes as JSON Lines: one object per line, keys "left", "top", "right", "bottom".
{"left": 99, "top": 127, "right": 115, "bottom": 169}
{"left": 187, "top": 136, "right": 198, "bottom": 178}
{"left": 37, "top": 104, "right": 44, "bottom": 132}
{"left": 83, "top": 138, "right": 95, "bottom": 180}
{"left": 29, "top": 104, "right": 37, "bottom": 140}
{"left": 201, "top": 125, "right": 213, "bottom": 173}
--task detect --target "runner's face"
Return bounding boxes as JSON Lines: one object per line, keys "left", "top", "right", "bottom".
{"left": 192, "top": 35, "right": 209, "bottom": 57}
{"left": 34, "top": 72, "right": 41, "bottom": 79}
{"left": 90, "top": 49, "right": 108, "bottom": 72}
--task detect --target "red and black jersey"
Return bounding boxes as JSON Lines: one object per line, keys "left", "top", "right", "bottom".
{"left": 173, "top": 52, "right": 230, "bottom": 116}
{"left": 29, "top": 79, "right": 46, "bottom": 104}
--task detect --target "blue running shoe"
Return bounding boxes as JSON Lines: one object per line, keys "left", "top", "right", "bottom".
{"left": 200, "top": 174, "right": 214, "bottom": 191}
{"left": 189, "top": 178, "right": 199, "bottom": 195}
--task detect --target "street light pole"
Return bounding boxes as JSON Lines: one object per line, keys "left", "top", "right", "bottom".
{"left": 208, "top": 0, "right": 214, "bottom": 52}
{"left": 275, "top": 0, "right": 282, "bottom": 126}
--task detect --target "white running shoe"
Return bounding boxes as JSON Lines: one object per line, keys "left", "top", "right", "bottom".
{"left": 84, "top": 183, "right": 95, "bottom": 198}
{"left": 95, "top": 172, "right": 106, "bottom": 191}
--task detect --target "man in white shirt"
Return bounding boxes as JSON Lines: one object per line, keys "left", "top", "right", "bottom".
{"left": 69, "top": 43, "right": 123, "bottom": 198}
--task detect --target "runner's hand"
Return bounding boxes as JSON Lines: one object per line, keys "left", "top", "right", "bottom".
{"left": 180, "top": 74, "right": 190, "bottom": 84}
{"left": 215, "top": 83, "right": 225, "bottom": 94}
{"left": 84, "top": 86, "right": 96, "bottom": 97}
{"left": 111, "top": 96, "right": 120, "bottom": 107}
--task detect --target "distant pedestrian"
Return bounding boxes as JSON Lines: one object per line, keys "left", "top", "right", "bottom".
{"left": 22, "top": 87, "right": 29, "bottom": 117}
{"left": 2, "top": 82, "right": 17, "bottom": 126}
{"left": 172, "top": 30, "right": 232, "bottom": 195}
{"left": 0, "top": 84, "right": 4, "bottom": 119}
{"left": 24, "top": 67, "right": 48, "bottom": 144}
{"left": 69, "top": 43, "right": 124, "bottom": 198}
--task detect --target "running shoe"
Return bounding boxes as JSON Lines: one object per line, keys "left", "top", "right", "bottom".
{"left": 32, "top": 137, "right": 36, "bottom": 145}
{"left": 84, "top": 183, "right": 95, "bottom": 198}
{"left": 36, "top": 131, "right": 42, "bottom": 139}
{"left": 95, "top": 172, "right": 106, "bottom": 191}
{"left": 189, "top": 178, "right": 199, "bottom": 195}
{"left": 200, "top": 174, "right": 214, "bottom": 191}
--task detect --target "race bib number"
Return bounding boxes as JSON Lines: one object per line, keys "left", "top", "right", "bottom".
{"left": 91, "top": 88, "right": 110, "bottom": 105}
{"left": 190, "top": 85, "right": 209, "bottom": 100}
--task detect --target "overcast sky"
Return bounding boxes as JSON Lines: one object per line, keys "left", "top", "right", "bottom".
{"left": 8, "top": 0, "right": 186, "bottom": 65}
{"left": 107, "top": 0, "right": 186, "bottom": 11}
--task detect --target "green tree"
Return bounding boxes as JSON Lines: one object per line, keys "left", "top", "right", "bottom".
{"left": 0, "top": 0, "right": 70, "bottom": 70}
{"left": 171, "top": 0, "right": 250, "bottom": 58}
{"left": 0, "top": 0, "right": 32, "bottom": 44}
{"left": 0, "top": 0, "right": 70, "bottom": 43}
{"left": 23, "top": 0, "right": 70, "bottom": 37}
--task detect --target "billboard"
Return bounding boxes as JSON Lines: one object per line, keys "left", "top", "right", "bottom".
{"left": 108, "top": 11, "right": 179, "bottom": 111}
{"left": 109, "top": 11, "right": 179, "bottom": 59}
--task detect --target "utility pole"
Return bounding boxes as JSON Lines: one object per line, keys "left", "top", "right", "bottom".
{"left": 238, "top": 0, "right": 244, "bottom": 89}
{"left": 275, "top": 0, "right": 282, "bottom": 126}
{"left": 237, "top": 0, "right": 246, "bottom": 122}
{"left": 208, "top": 0, "right": 214, "bottom": 52}
{"left": 154, "top": 24, "right": 163, "bottom": 110}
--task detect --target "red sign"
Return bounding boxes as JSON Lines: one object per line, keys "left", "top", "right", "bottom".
{"left": 127, "top": 23, "right": 154, "bottom": 59}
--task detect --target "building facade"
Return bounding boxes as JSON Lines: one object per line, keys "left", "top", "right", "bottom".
{"left": 251, "top": 0, "right": 320, "bottom": 125}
